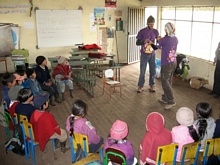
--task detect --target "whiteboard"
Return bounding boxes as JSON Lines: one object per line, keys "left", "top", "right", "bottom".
{"left": 36, "top": 10, "right": 82, "bottom": 48}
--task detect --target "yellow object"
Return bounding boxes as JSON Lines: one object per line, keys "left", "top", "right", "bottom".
{"left": 156, "top": 143, "right": 179, "bottom": 165}
{"left": 12, "top": 49, "right": 29, "bottom": 63}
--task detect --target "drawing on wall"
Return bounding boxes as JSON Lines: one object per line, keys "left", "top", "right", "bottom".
{"left": 94, "top": 8, "right": 105, "bottom": 25}
{"left": 0, "top": 24, "right": 15, "bottom": 56}
{"left": 105, "top": 0, "right": 116, "bottom": 8}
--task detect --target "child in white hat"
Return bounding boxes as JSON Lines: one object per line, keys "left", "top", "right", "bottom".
{"left": 172, "top": 107, "right": 199, "bottom": 161}
{"left": 52, "top": 56, "right": 73, "bottom": 101}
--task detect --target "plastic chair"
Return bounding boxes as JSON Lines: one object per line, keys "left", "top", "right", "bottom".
{"left": 26, "top": 122, "right": 57, "bottom": 165}
{"left": 203, "top": 139, "right": 214, "bottom": 165}
{"left": 69, "top": 132, "right": 104, "bottom": 163}
{"left": 103, "top": 147, "right": 138, "bottom": 165}
{"left": 214, "top": 138, "right": 220, "bottom": 159}
{"left": 156, "top": 143, "right": 179, "bottom": 165}
{"left": 102, "top": 69, "right": 122, "bottom": 98}
{"left": 180, "top": 141, "right": 201, "bottom": 165}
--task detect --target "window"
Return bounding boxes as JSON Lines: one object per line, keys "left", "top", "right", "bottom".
{"left": 161, "top": 6, "right": 220, "bottom": 61}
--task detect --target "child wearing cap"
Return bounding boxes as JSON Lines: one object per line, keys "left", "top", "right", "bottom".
{"left": 194, "top": 102, "right": 215, "bottom": 150}
{"left": 66, "top": 99, "right": 104, "bottom": 153}
{"left": 30, "top": 99, "right": 69, "bottom": 153}
{"left": 104, "top": 120, "right": 135, "bottom": 165}
{"left": 35, "top": 55, "right": 61, "bottom": 105}
{"left": 140, "top": 112, "right": 172, "bottom": 165}
{"left": 1, "top": 73, "right": 16, "bottom": 108}
{"left": 52, "top": 56, "right": 73, "bottom": 101}
{"left": 172, "top": 107, "right": 199, "bottom": 161}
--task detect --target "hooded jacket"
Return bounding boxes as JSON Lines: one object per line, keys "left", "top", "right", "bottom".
{"left": 140, "top": 112, "right": 172, "bottom": 165}
{"left": 194, "top": 117, "right": 216, "bottom": 149}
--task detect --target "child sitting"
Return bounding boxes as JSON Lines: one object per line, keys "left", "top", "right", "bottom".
{"left": 25, "top": 68, "right": 51, "bottom": 105}
{"left": 35, "top": 55, "right": 61, "bottom": 105}
{"left": 172, "top": 107, "right": 199, "bottom": 161}
{"left": 52, "top": 56, "right": 73, "bottom": 101}
{"left": 15, "top": 69, "right": 29, "bottom": 88}
{"left": 1, "top": 73, "right": 16, "bottom": 108}
{"left": 30, "top": 99, "right": 69, "bottom": 152}
{"left": 15, "top": 88, "right": 36, "bottom": 121}
{"left": 104, "top": 120, "right": 135, "bottom": 165}
{"left": 194, "top": 102, "right": 216, "bottom": 150}
{"left": 66, "top": 99, "right": 104, "bottom": 153}
{"left": 140, "top": 112, "right": 172, "bottom": 165}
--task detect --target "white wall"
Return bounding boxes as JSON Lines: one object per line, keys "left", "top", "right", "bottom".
{"left": 0, "top": 0, "right": 141, "bottom": 73}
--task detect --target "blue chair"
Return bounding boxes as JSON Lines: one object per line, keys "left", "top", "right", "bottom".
{"left": 156, "top": 143, "right": 179, "bottom": 165}
{"left": 69, "top": 133, "right": 104, "bottom": 164}
{"left": 26, "top": 122, "right": 56, "bottom": 165}
{"left": 180, "top": 141, "right": 201, "bottom": 165}
{"left": 203, "top": 139, "right": 214, "bottom": 165}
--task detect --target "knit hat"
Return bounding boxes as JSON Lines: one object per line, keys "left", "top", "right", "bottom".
{"left": 26, "top": 68, "right": 35, "bottom": 78}
{"left": 165, "top": 22, "right": 175, "bottom": 37}
{"left": 57, "top": 56, "right": 66, "bottom": 64}
{"left": 176, "top": 107, "right": 194, "bottom": 126}
{"left": 110, "top": 120, "right": 128, "bottom": 140}
{"left": 147, "top": 15, "right": 155, "bottom": 24}
{"left": 33, "top": 94, "right": 50, "bottom": 109}
{"left": 36, "top": 56, "right": 46, "bottom": 65}
{"left": 8, "top": 86, "right": 23, "bottom": 100}
{"left": 13, "top": 73, "right": 24, "bottom": 81}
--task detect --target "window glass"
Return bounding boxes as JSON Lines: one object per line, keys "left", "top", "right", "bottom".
{"left": 214, "top": 7, "right": 220, "bottom": 23}
{"left": 193, "top": 7, "right": 214, "bottom": 22}
{"left": 161, "top": 7, "right": 175, "bottom": 19}
{"left": 176, "top": 7, "right": 192, "bottom": 21}
{"left": 191, "top": 22, "right": 212, "bottom": 60}
{"left": 175, "top": 21, "right": 191, "bottom": 55}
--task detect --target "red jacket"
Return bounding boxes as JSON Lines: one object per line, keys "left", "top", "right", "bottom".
{"left": 52, "top": 64, "right": 71, "bottom": 80}
{"left": 9, "top": 101, "right": 19, "bottom": 130}
{"left": 30, "top": 110, "right": 61, "bottom": 151}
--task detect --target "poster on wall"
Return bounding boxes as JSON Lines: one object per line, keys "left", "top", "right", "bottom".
{"left": 94, "top": 8, "right": 105, "bottom": 25}
{"left": 105, "top": 0, "right": 116, "bottom": 8}
{"left": 0, "top": 24, "right": 15, "bottom": 56}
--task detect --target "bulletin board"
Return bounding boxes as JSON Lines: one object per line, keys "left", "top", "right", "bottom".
{"left": 36, "top": 10, "right": 82, "bottom": 48}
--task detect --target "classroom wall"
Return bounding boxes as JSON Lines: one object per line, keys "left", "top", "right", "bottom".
{"left": 0, "top": 0, "right": 141, "bottom": 73}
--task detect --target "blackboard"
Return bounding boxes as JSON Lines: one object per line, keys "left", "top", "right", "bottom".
{"left": 36, "top": 10, "right": 82, "bottom": 48}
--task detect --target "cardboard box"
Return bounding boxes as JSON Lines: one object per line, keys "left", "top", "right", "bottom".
{"left": 190, "top": 77, "right": 209, "bottom": 89}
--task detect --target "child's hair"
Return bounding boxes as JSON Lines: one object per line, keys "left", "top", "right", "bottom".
{"left": 17, "top": 88, "right": 33, "bottom": 103}
{"left": 15, "top": 69, "right": 26, "bottom": 77}
{"left": 196, "top": 102, "right": 212, "bottom": 139}
{"left": 1, "top": 73, "right": 15, "bottom": 86}
{"left": 26, "top": 68, "right": 35, "bottom": 78}
{"left": 176, "top": 107, "right": 199, "bottom": 142}
{"left": 69, "top": 100, "right": 87, "bottom": 136}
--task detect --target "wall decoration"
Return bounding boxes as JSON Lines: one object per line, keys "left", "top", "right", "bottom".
{"left": 94, "top": 8, "right": 105, "bottom": 25}
{"left": 105, "top": 0, "right": 116, "bottom": 8}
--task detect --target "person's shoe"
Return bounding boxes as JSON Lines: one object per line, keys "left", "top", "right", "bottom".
{"left": 55, "top": 94, "right": 62, "bottom": 103}
{"left": 164, "top": 102, "right": 176, "bottom": 110}
{"left": 158, "top": 98, "right": 168, "bottom": 104}
{"left": 50, "top": 96, "right": 56, "bottom": 106}
{"left": 69, "top": 90, "right": 74, "bottom": 98}
{"left": 208, "top": 91, "right": 216, "bottom": 95}
{"left": 213, "top": 94, "right": 220, "bottom": 98}
{"left": 62, "top": 93, "right": 65, "bottom": 101}
{"left": 137, "top": 87, "right": 144, "bottom": 93}
{"left": 149, "top": 86, "right": 156, "bottom": 92}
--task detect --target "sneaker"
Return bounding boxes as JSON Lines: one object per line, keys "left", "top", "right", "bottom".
{"left": 137, "top": 87, "right": 144, "bottom": 93}
{"left": 158, "top": 98, "right": 168, "bottom": 104}
{"left": 149, "top": 86, "right": 156, "bottom": 92}
{"left": 164, "top": 102, "right": 176, "bottom": 110}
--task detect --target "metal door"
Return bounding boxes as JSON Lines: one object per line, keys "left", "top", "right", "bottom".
{"left": 127, "top": 7, "right": 145, "bottom": 64}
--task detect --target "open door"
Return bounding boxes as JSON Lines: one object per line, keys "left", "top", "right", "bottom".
{"left": 127, "top": 7, "right": 145, "bottom": 64}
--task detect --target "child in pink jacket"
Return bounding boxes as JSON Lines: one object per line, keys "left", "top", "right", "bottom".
{"left": 172, "top": 107, "right": 199, "bottom": 161}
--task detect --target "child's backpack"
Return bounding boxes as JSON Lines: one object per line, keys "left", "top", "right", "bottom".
{"left": 4, "top": 115, "right": 25, "bottom": 156}
{"left": 174, "top": 54, "right": 190, "bottom": 80}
